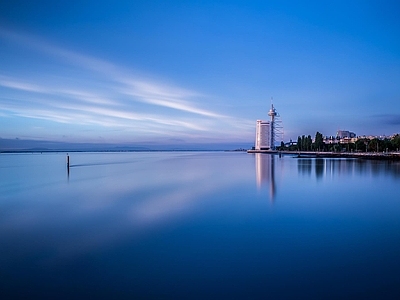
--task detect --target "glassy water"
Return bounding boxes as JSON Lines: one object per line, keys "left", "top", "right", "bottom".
{"left": 1, "top": 152, "right": 400, "bottom": 299}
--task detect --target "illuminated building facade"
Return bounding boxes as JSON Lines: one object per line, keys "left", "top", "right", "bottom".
{"left": 255, "top": 120, "right": 271, "bottom": 150}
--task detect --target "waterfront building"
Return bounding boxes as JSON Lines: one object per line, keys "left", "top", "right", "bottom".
{"left": 337, "top": 130, "right": 356, "bottom": 139}
{"left": 324, "top": 130, "right": 357, "bottom": 144}
{"left": 254, "top": 103, "right": 280, "bottom": 150}
{"left": 255, "top": 120, "right": 271, "bottom": 150}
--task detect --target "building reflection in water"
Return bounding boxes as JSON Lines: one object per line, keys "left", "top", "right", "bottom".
{"left": 255, "top": 153, "right": 276, "bottom": 201}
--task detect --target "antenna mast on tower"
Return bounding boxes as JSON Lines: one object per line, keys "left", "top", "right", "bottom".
{"left": 268, "top": 97, "right": 283, "bottom": 149}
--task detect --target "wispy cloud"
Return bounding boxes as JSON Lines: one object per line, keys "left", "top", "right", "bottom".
{"left": 0, "top": 28, "right": 218, "bottom": 116}
{"left": 0, "top": 76, "right": 46, "bottom": 93}
{"left": 0, "top": 28, "right": 253, "bottom": 142}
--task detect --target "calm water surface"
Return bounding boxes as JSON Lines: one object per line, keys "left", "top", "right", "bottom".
{"left": 1, "top": 152, "right": 400, "bottom": 299}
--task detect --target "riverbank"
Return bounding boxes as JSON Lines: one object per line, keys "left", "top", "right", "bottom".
{"left": 247, "top": 149, "right": 400, "bottom": 160}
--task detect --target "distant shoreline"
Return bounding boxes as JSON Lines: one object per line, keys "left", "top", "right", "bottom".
{"left": 2, "top": 149, "right": 400, "bottom": 161}
{"left": 0, "top": 149, "right": 227, "bottom": 154}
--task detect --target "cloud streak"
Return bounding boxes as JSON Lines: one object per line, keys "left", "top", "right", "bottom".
{"left": 0, "top": 29, "right": 225, "bottom": 117}
{"left": 0, "top": 28, "right": 253, "bottom": 142}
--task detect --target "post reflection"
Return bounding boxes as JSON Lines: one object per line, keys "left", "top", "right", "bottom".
{"left": 255, "top": 154, "right": 276, "bottom": 201}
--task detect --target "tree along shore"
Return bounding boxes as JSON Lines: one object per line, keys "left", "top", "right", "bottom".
{"left": 279, "top": 132, "right": 400, "bottom": 153}
{"left": 262, "top": 132, "right": 400, "bottom": 160}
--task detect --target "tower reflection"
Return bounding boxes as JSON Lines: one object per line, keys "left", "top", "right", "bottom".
{"left": 255, "top": 153, "right": 276, "bottom": 201}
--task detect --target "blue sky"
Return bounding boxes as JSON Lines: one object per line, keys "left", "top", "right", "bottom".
{"left": 1, "top": 0, "right": 399, "bottom": 148}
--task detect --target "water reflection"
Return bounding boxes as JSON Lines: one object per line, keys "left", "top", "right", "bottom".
{"left": 2, "top": 152, "right": 400, "bottom": 298}
{"left": 296, "top": 158, "right": 326, "bottom": 180}
{"left": 0, "top": 152, "right": 254, "bottom": 261}
{"left": 255, "top": 154, "right": 276, "bottom": 201}
{"left": 296, "top": 157, "right": 400, "bottom": 179}
{"left": 315, "top": 158, "right": 324, "bottom": 179}
{"left": 297, "top": 158, "right": 312, "bottom": 176}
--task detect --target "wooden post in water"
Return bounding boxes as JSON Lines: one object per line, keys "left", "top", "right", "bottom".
{"left": 66, "top": 154, "right": 70, "bottom": 178}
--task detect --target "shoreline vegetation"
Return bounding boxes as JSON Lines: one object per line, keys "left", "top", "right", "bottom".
{"left": 248, "top": 132, "right": 400, "bottom": 160}
{"left": 292, "top": 132, "right": 400, "bottom": 153}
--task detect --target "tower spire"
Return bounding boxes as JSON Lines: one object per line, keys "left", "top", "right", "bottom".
{"left": 268, "top": 97, "right": 277, "bottom": 122}
{"left": 270, "top": 97, "right": 274, "bottom": 112}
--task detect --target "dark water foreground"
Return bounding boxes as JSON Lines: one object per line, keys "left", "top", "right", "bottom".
{"left": 1, "top": 152, "right": 400, "bottom": 299}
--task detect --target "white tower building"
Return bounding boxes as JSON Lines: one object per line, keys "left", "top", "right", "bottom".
{"left": 254, "top": 102, "right": 280, "bottom": 150}
{"left": 255, "top": 120, "right": 271, "bottom": 150}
